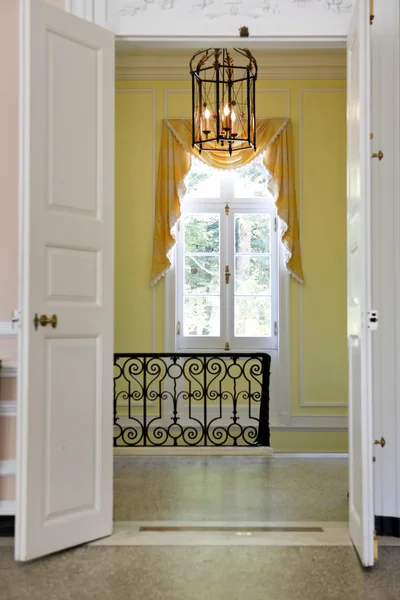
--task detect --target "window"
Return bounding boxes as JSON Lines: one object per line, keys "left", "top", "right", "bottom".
{"left": 175, "top": 155, "right": 279, "bottom": 351}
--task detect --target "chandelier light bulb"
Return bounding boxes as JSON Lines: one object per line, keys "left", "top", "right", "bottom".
{"left": 223, "top": 104, "right": 230, "bottom": 116}
{"left": 203, "top": 106, "right": 211, "bottom": 132}
{"left": 231, "top": 109, "right": 236, "bottom": 135}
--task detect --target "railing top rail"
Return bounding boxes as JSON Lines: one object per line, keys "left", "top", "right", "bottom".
{"left": 114, "top": 352, "right": 271, "bottom": 359}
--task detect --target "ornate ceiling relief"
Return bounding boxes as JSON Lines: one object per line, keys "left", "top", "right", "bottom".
{"left": 118, "top": 0, "right": 354, "bottom": 19}
{"left": 191, "top": 1, "right": 280, "bottom": 19}
{"left": 292, "top": 0, "right": 353, "bottom": 13}
{"left": 119, "top": 1, "right": 175, "bottom": 17}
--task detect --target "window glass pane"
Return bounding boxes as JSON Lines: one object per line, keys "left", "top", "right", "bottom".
{"left": 182, "top": 212, "right": 221, "bottom": 338}
{"left": 235, "top": 214, "right": 270, "bottom": 254}
{"left": 184, "top": 297, "right": 220, "bottom": 337}
{"left": 234, "top": 297, "right": 271, "bottom": 337}
{"left": 233, "top": 154, "right": 269, "bottom": 198}
{"left": 185, "top": 256, "right": 219, "bottom": 295}
{"left": 184, "top": 214, "right": 220, "bottom": 253}
{"left": 185, "top": 158, "right": 220, "bottom": 198}
{"left": 235, "top": 256, "right": 270, "bottom": 295}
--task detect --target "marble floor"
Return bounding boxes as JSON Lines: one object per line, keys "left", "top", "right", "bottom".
{"left": 2, "top": 456, "right": 400, "bottom": 598}
{"left": 2, "top": 546, "right": 400, "bottom": 600}
{"left": 113, "top": 455, "right": 349, "bottom": 522}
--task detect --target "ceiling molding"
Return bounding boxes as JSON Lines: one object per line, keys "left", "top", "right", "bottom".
{"left": 115, "top": 49, "right": 346, "bottom": 81}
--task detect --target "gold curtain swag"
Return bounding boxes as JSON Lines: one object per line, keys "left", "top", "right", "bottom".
{"left": 151, "top": 118, "right": 304, "bottom": 286}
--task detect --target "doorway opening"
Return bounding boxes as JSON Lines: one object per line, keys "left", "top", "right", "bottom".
{"left": 113, "top": 42, "right": 349, "bottom": 539}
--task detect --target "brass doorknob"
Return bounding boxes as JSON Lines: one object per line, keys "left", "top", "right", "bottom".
{"left": 33, "top": 313, "right": 58, "bottom": 330}
{"left": 374, "top": 437, "right": 386, "bottom": 448}
{"left": 371, "top": 151, "right": 384, "bottom": 161}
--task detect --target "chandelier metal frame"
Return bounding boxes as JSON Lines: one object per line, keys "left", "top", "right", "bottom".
{"left": 190, "top": 47, "right": 258, "bottom": 155}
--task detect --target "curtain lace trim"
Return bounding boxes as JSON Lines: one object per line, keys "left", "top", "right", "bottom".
{"left": 165, "top": 120, "right": 192, "bottom": 153}
{"left": 155, "top": 118, "right": 302, "bottom": 285}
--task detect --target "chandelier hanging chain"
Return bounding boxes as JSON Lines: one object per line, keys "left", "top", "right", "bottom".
{"left": 190, "top": 47, "right": 258, "bottom": 155}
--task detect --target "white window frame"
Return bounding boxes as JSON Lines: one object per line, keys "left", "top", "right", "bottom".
{"left": 174, "top": 168, "right": 279, "bottom": 353}
{"left": 176, "top": 199, "right": 226, "bottom": 350}
{"left": 227, "top": 200, "right": 278, "bottom": 351}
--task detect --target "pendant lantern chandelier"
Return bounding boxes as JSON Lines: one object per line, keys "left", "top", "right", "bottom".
{"left": 190, "top": 47, "right": 258, "bottom": 155}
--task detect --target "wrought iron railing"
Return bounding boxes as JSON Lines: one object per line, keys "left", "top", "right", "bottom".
{"left": 114, "top": 353, "right": 270, "bottom": 447}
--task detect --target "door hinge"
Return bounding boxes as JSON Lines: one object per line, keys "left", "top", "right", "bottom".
{"left": 274, "top": 321, "right": 278, "bottom": 336}
{"left": 367, "top": 310, "right": 379, "bottom": 330}
{"left": 370, "top": 0, "right": 374, "bottom": 25}
{"left": 225, "top": 203, "right": 230, "bottom": 215}
{"left": 11, "top": 309, "right": 21, "bottom": 330}
{"left": 177, "top": 321, "right": 181, "bottom": 336}
{"left": 274, "top": 217, "right": 277, "bottom": 232}
{"left": 374, "top": 530, "right": 379, "bottom": 561}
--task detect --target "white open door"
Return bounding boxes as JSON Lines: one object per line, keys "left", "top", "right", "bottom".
{"left": 347, "top": 0, "right": 374, "bottom": 567}
{"left": 15, "top": 0, "right": 114, "bottom": 561}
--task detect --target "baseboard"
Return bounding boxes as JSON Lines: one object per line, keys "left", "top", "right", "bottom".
{"left": 114, "top": 446, "right": 274, "bottom": 457}
{"left": 0, "top": 501, "right": 16, "bottom": 516}
{"left": 0, "top": 515, "right": 15, "bottom": 536}
{"left": 274, "top": 452, "right": 348, "bottom": 459}
{"left": 375, "top": 516, "right": 400, "bottom": 538}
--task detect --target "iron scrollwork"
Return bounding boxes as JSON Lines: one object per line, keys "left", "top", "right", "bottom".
{"left": 114, "top": 353, "right": 271, "bottom": 447}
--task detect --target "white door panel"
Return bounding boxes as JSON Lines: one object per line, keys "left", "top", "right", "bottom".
{"left": 16, "top": 0, "right": 114, "bottom": 561}
{"left": 347, "top": 0, "right": 374, "bottom": 567}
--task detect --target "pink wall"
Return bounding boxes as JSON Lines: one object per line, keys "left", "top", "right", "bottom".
{"left": 0, "top": 0, "right": 64, "bottom": 323}
{"left": 0, "top": 0, "right": 65, "bottom": 508}
{"left": 0, "top": 0, "right": 18, "bottom": 326}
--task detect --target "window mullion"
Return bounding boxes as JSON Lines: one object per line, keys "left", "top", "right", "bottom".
{"left": 226, "top": 205, "right": 234, "bottom": 347}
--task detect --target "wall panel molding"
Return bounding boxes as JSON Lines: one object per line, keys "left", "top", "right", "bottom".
{"left": 163, "top": 88, "right": 291, "bottom": 121}
{"left": 0, "top": 362, "right": 18, "bottom": 379}
{"left": 161, "top": 86, "right": 344, "bottom": 430}
{"left": 116, "top": 89, "right": 156, "bottom": 351}
{"left": 65, "top": 0, "right": 95, "bottom": 21}
{"left": 0, "top": 501, "right": 15, "bottom": 516}
{"left": 0, "top": 460, "right": 16, "bottom": 477}
{"left": 164, "top": 88, "right": 189, "bottom": 120}
{"left": 0, "top": 401, "right": 17, "bottom": 417}
{"left": 0, "top": 322, "right": 17, "bottom": 339}
{"left": 298, "top": 88, "right": 347, "bottom": 410}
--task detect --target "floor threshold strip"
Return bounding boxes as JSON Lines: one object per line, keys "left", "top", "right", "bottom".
{"left": 89, "top": 521, "right": 352, "bottom": 547}
{"left": 139, "top": 526, "right": 324, "bottom": 533}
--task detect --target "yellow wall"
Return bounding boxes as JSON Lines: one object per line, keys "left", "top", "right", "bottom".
{"left": 115, "top": 79, "right": 347, "bottom": 452}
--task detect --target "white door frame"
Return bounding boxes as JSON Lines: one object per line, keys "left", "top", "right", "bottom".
{"left": 14, "top": 0, "right": 376, "bottom": 562}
